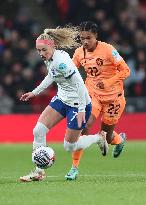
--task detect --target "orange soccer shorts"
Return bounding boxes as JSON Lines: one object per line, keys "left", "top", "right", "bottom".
{"left": 91, "top": 93, "right": 126, "bottom": 125}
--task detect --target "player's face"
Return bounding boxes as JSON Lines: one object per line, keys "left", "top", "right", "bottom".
{"left": 80, "top": 31, "right": 97, "bottom": 51}
{"left": 36, "top": 43, "right": 54, "bottom": 61}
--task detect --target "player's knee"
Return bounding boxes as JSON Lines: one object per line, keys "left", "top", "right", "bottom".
{"left": 64, "top": 139, "right": 77, "bottom": 152}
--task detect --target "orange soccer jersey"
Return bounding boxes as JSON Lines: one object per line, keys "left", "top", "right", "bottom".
{"left": 73, "top": 41, "right": 130, "bottom": 102}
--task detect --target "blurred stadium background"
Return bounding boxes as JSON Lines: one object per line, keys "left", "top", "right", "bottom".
{"left": 1, "top": 1, "right": 146, "bottom": 205}
{"left": 0, "top": 0, "right": 146, "bottom": 141}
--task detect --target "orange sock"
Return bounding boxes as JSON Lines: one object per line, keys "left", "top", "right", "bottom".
{"left": 111, "top": 131, "right": 122, "bottom": 145}
{"left": 72, "top": 149, "right": 83, "bottom": 168}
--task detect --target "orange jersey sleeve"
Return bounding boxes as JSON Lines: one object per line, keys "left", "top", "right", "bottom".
{"left": 102, "top": 45, "right": 130, "bottom": 89}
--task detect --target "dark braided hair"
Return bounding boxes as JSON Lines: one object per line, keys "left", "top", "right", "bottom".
{"left": 80, "top": 21, "right": 98, "bottom": 34}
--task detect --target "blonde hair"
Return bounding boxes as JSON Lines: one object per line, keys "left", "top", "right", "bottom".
{"left": 37, "top": 25, "right": 80, "bottom": 49}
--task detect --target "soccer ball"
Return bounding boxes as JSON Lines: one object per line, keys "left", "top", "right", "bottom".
{"left": 32, "top": 146, "right": 55, "bottom": 169}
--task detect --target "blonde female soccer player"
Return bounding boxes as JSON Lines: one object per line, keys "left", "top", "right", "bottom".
{"left": 65, "top": 21, "right": 130, "bottom": 180}
{"left": 19, "top": 25, "right": 108, "bottom": 182}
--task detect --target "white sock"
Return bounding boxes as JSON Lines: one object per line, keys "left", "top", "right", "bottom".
{"left": 33, "top": 122, "right": 49, "bottom": 150}
{"left": 76, "top": 133, "right": 100, "bottom": 150}
{"left": 64, "top": 139, "right": 77, "bottom": 152}
{"left": 35, "top": 166, "right": 44, "bottom": 172}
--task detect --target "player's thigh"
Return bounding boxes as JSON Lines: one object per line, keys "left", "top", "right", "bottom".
{"left": 102, "top": 95, "right": 126, "bottom": 125}
{"left": 91, "top": 94, "right": 102, "bottom": 119}
{"left": 38, "top": 105, "right": 64, "bottom": 129}
{"left": 65, "top": 128, "right": 82, "bottom": 143}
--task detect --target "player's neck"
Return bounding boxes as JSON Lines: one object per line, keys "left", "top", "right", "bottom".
{"left": 86, "top": 41, "right": 98, "bottom": 52}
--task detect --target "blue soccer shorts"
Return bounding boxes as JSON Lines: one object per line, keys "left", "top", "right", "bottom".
{"left": 49, "top": 96, "right": 92, "bottom": 130}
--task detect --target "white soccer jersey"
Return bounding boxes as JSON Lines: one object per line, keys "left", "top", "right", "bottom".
{"left": 32, "top": 50, "right": 91, "bottom": 111}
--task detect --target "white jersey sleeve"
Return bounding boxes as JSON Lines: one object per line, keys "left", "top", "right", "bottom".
{"left": 32, "top": 73, "right": 54, "bottom": 96}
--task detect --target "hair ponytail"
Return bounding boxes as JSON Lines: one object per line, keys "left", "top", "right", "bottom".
{"left": 37, "top": 26, "right": 81, "bottom": 49}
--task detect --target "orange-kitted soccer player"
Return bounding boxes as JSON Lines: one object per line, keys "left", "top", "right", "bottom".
{"left": 65, "top": 21, "right": 130, "bottom": 180}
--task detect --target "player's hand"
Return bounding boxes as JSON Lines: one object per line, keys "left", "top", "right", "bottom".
{"left": 20, "top": 92, "right": 35, "bottom": 101}
{"left": 77, "top": 112, "right": 86, "bottom": 128}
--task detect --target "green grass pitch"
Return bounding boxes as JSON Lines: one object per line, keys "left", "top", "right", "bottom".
{"left": 0, "top": 142, "right": 146, "bottom": 205}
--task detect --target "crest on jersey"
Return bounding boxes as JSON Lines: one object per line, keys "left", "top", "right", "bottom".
{"left": 112, "top": 50, "right": 122, "bottom": 61}
{"left": 59, "top": 63, "right": 67, "bottom": 70}
{"left": 96, "top": 58, "right": 103, "bottom": 66}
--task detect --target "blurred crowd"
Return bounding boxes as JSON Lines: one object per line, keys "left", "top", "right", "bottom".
{"left": 0, "top": 0, "right": 146, "bottom": 113}
{"left": 0, "top": 0, "right": 57, "bottom": 113}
